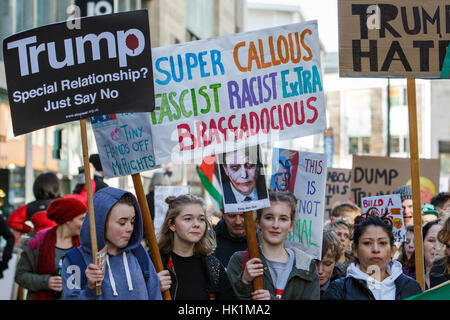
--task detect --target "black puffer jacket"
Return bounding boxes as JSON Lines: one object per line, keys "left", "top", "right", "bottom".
{"left": 213, "top": 219, "right": 247, "bottom": 267}
{"left": 321, "top": 273, "right": 421, "bottom": 300}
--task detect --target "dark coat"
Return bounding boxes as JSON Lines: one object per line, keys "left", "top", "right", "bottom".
{"left": 161, "top": 252, "right": 236, "bottom": 300}
{"left": 430, "top": 257, "right": 450, "bottom": 288}
{"left": 213, "top": 219, "right": 248, "bottom": 268}
{"left": 321, "top": 273, "right": 422, "bottom": 300}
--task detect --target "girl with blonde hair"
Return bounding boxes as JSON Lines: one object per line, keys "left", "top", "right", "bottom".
{"left": 157, "top": 194, "right": 235, "bottom": 299}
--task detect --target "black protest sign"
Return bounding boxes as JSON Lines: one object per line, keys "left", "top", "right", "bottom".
{"left": 3, "top": 10, "right": 154, "bottom": 136}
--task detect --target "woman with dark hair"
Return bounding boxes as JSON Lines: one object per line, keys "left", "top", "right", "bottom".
{"left": 322, "top": 216, "right": 421, "bottom": 300}
{"left": 8, "top": 172, "right": 61, "bottom": 234}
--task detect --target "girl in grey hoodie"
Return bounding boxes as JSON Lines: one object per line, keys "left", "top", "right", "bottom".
{"left": 62, "top": 187, "right": 162, "bottom": 300}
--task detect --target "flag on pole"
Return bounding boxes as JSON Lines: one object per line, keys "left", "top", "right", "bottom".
{"left": 196, "top": 155, "right": 222, "bottom": 211}
{"left": 405, "top": 281, "right": 450, "bottom": 300}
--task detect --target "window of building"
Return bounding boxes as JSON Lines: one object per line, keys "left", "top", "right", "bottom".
{"left": 348, "top": 136, "right": 370, "bottom": 155}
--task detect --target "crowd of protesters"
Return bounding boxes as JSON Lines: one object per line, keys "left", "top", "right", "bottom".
{"left": 0, "top": 162, "right": 449, "bottom": 300}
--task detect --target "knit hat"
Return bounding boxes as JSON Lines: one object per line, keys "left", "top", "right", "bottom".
{"left": 394, "top": 185, "right": 412, "bottom": 202}
{"left": 421, "top": 203, "right": 439, "bottom": 217}
{"left": 47, "top": 196, "right": 87, "bottom": 224}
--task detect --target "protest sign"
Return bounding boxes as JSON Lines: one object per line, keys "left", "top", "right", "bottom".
{"left": 351, "top": 155, "right": 440, "bottom": 207}
{"left": 338, "top": 0, "right": 450, "bottom": 78}
{"left": 153, "top": 185, "right": 190, "bottom": 236}
{"left": 361, "top": 194, "right": 406, "bottom": 242}
{"left": 325, "top": 168, "right": 352, "bottom": 220}
{"left": 150, "top": 21, "right": 326, "bottom": 164}
{"left": 218, "top": 145, "right": 270, "bottom": 213}
{"left": 90, "top": 113, "right": 159, "bottom": 178}
{"left": 270, "top": 148, "right": 327, "bottom": 260}
{"left": 3, "top": 10, "right": 154, "bottom": 136}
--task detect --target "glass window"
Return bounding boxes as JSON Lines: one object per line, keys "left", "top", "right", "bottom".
{"left": 186, "top": 0, "right": 215, "bottom": 40}
{"left": 0, "top": 1, "right": 11, "bottom": 61}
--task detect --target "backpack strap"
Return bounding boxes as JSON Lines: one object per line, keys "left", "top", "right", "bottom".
{"left": 132, "top": 245, "right": 150, "bottom": 283}
{"left": 64, "top": 247, "right": 88, "bottom": 289}
{"left": 241, "top": 250, "right": 249, "bottom": 271}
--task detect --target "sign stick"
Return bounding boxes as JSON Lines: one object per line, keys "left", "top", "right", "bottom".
{"left": 406, "top": 78, "right": 425, "bottom": 290}
{"left": 131, "top": 173, "right": 171, "bottom": 300}
{"left": 79, "top": 119, "right": 102, "bottom": 295}
{"left": 243, "top": 211, "right": 263, "bottom": 291}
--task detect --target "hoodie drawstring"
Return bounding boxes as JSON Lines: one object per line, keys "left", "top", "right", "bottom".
{"left": 106, "top": 254, "right": 118, "bottom": 296}
{"left": 105, "top": 252, "right": 134, "bottom": 296}
{"left": 123, "top": 252, "right": 134, "bottom": 291}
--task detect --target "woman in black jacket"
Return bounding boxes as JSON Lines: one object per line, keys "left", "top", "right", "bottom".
{"left": 322, "top": 216, "right": 422, "bottom": 300}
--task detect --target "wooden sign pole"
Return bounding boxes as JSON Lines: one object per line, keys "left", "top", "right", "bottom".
{"left": 131, "top": 173, "right": 172, "bottom": 300}
{"left": 406, "top": 78, "right": 425, "bottom": 291}
{"left": 243, "top": 211, "right": 263, "bottom": 291}
{"left": 79, "top": 119, "right": 101, "bottom": 295}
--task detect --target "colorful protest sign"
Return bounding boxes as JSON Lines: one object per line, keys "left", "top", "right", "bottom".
{"left": 218, "top": 145, "right": 270, "bottom": 213}
{"left": 3, "top": 10, "right": 154, "bottom": 136}
{"left": 325, "top": 168, "right": 352, "bottom": 220}
{"left": 90, "top": 112, "right": 159, "bottom": 178}
{"left": 338, "top": 0, "right": 450, "bottom": 78}
{"left": 361, "top": 194, "right": 406, "bottom": 242}
{"left": 351, "top": 155, "right": 440, "bottom": 207}
{"left": 150, "top": 21, "right": 326, "bottom": 164}
{"left": 270, "top": 148, "right": 327, "bottom": 260}
{"left": 153, "top": 185, "right": 190, "bottom": 235}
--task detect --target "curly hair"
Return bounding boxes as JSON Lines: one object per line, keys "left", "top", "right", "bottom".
{"left": 157, "top": 194, "right": 216, "bottom": 256}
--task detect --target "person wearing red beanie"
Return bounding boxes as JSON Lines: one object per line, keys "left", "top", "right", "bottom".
{"left": 15, "top": 196, "right": 87, "bottom": 300}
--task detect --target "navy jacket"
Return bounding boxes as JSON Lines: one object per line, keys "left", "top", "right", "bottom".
{"left": 213, "top": 219, "right": 247, "bottom": 267}
{"left": 321, "top": 273, "right": 422, "bottom": 300}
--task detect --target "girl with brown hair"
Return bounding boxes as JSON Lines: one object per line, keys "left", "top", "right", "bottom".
{"left": 157, "top": 194, "right": 235, "bottom": 299}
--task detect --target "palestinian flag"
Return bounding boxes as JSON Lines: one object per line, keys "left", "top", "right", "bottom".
{"left": 196, "top": 155, "right": 222, "bottom": 211}
{"left": 405, "top": 280, "right": 450, "bottom": 300}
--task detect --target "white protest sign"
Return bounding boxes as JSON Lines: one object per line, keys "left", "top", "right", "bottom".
{"left": 361, "top": 194, "right": 406, "bottom": 242}
{"left": 150, "top": 21, "right": 326, "bottom": 164}
{"left": 153, "top": 185, "right": 190, "bottom": 235}
{"left": 271, "top": 148, "right": 327, "bottom": 260}
{"left": 90, "top": 112, "right": 159, "bottom": 178}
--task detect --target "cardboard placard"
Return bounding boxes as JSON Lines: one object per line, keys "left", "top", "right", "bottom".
{"left": 150, "top": 21, "right": 326, "bottom": 164}
{"left": 90, "top": 112, "right": 159, "bottom": 178}
{"left": 3, "top": 10, "right": 154, "bottom": 136}
{"left": 338, "top": 0, "right": 450, "bottom": 78}
{"left": 325, "top": 168, "right": 352, "bottom": 220}
{"left": 351, "top": 155, "right": 440, "bottom": 207}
